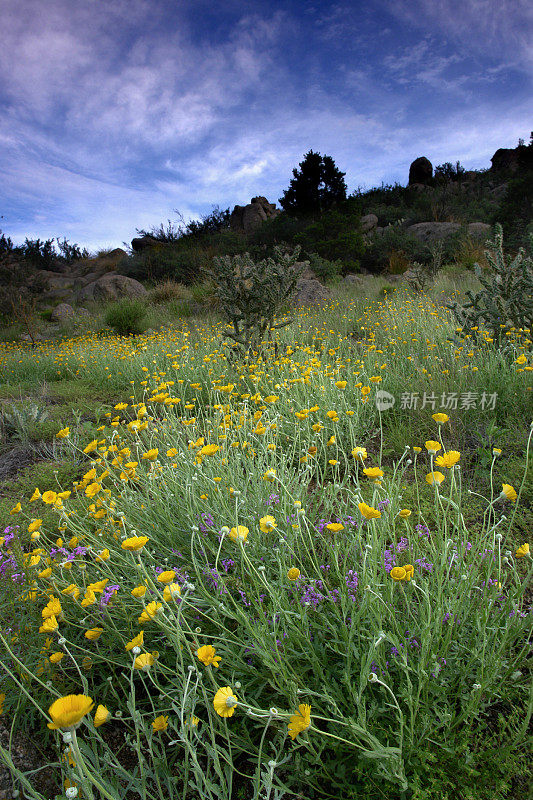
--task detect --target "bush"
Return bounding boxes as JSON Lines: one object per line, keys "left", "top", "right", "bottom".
{"left": 149, "top": 280, "right": 189, "bottom": 304}
{"left": 104, "top": 298, "right": 148, "bottom": 335}
{"left": 306, "top": 252, "right": 343, "bottom": 280}
{"left": 361, "top": 224, "right": 431, "bottom": 272}
{"left": 294, "top": 203, "right": 364, "bottom": 272}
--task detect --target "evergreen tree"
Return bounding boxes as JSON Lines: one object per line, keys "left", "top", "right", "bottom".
{"left": 279, "top": 150, "right": 347, "bottom": 215}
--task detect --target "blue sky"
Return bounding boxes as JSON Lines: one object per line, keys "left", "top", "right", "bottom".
{"left": 1, "top": 0, "right": 531, "bottom": 251}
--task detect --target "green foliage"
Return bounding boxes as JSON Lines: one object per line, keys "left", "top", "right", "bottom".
{"left": 447, "top": 224, "right": 533, "bottom": 342}
{"left": 361, "top": 223, "right": 431, "bottom": 272}
{"left": 279, "top": 150, "right": 347, "bottom": 215}
{"left": 307, "top": 252, "right": 343, "bottom": 280}
{"left": 434, "top": 161, "right": 466, "bottom": 183}
{"left": 207, "top": 246, "right": 306, "bottom": 352}
{"left": 0, "top": 402, "right": 49, "bottom": 443}
{"left": 294, "top": 201, "right": 364, "bottom": 271}
{"left": 104, "top": 298, "right": 148, "bottom": 336}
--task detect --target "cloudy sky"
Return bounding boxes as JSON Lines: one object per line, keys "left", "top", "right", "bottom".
{"left": 1, "top": 0, "right": 531, "bottom": 251}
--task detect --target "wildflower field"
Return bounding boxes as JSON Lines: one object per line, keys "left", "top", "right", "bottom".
{"left": 0, "top": 283, "right": 531, "bottom": 800}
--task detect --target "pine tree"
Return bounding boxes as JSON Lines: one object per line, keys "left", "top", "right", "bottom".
{"left": 279, "top": 151, "right": 347, "bottom": 215}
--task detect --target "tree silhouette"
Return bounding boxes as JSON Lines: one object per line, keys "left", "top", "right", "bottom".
{"left": 279, "top": 150, "right": 347, "bottom": 215}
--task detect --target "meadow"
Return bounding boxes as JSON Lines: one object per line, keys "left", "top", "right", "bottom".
{"left": 0, "top": 277, "right": 531, "bottom": 800}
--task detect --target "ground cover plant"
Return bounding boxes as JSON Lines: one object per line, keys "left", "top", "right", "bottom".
{"left": 0, "top": 280, "right": 531, "bottom": 800}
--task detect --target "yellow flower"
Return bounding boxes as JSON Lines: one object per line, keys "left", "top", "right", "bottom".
{"left": 328, "top": 459, "right": 338, "bottom": 465}
{"left": 28, "top": 519, "right": 42, "bottom": 533}
{"left": 390, "top": 566, "right": 407, "bottom": 581}
{"left": 229, "top": 525, "right": 249, "bottom": 542}
{"left": 56, "top": 427, "right": 70, "bottom": 438}
{"left": 85, "top": 482, "right": 101, "bottom": 498}
{"left": 125, "top": 631, "right": 144, "bottom": 651}
{"left": 425, "top": 441, "right": 442, "bottom": 455}
{"left": 94, "top": 704, "right": 111, "bottom": 727}
{"left": 142, "top": 449, "right": 159, "bottom": 461}
{"left": 403, "top": 564, "right": 414, "bottom": 581}
{"left": 186, "top": 715, "right": 200, "bottom": 727}
{"left": 138, "top": 602, "right": 162, "bottom": 624}
{"left": 326, "top": 522, "right": 344, "bottom": 532}
{"left": 351, "top": 447, "right": 367, "bottom": 460}
{"left": 134, "top": 653, "right": 155, "bottom": 671}
{"left": 263, "top": 469, "right": 276, "bottom": 481}
{"left": 288, "top": 703, "right": 311, "bottom": 740}
{"left": 197, "top": 645, "right": 221, "bottom": 667}
{"left": 30, "top": 488, "right": 41, "bottom": 501}
{"left": 83, "top": 440, "right": 98, "bottom": 454}
{"left": 42, "top": 597, "right": 62, "bottom": 619}
{"left": 166, "top": 448, "right": 178, "bottom": 457}
{"left": 86, "top": 579, "right": 108, "bottom": 594}
{"left": 152, "top": 715, "right": 168, "bottom": 732}
{"left": 213, "top": 686, "right": 238, "bottom": 718}
{"left": 200, "top": 444, "right": 219, "bottom": 456}
{"left": 500, "top": 484, "right": 517, "bottom": 502}
{"left": 95, "top": 549, "right": 110, "bottom": 562}
{"left": 398, "top": 509, "right": 411, "bottom": 518}
{"left": 131, "top": 585, "right": 147, "bottom": 598}
{"left": 358, "top": 502, "right": 381, "bottom": 520}
{"left": 413, "top": 447, "right": 422, "bottom": 454}
{"left": 47, "top": 694, "right": 94, "bottom": 730}
{"left": 363, "top": 467, "right": 384, "bottom": 479}
{"left": 49, "top": 652, "right": 64, "bottom": 664}
{"left": 121, "top": 536, "right": 149, "bottom": 552}
{"left": 515, "top": 354, "right": 527, "bottom": 365}
{"left": 287, "top": 567, "right": 300, "bottom": 580}
{"left": 432, "top": 413, "right": 449, "bottom": 424}
{"left": 42, "top": 491, "right": 57, "bottom": 504}
{"left": 335, "top": 380, "right": 347, "bottom": 389}
{"left": 81, "top": 589, "right": 96, "bottom": 607}
{"left": 163, "top": 583, "right": 181, "bottom": 601}
{"left": 492, "top": 448, "right": 502, "bottom": 457}
{"left": 39, "top": 615, "right": 59, "bottom": 633}
{"left": 259, "top": 515, "right": 277, "bottom": 533}
{"left": 157, "top": 570, "right": 176, "bottom": 584}
{"left": 435, "top": 450, "right": 461, "bottom": 468}
{"left": 516, "top": 543, "right": 529, "bottom": 558}
{"left": 426, "top": 471, "right": 445, "bottom": 486}
{"left": 84, "top": 628, "right": 103, "bottom": 641}
{"left": 10, "top": 503, "right": 22, "bottom": 514}
{"left": 327, "top": 435, "right": 335, "bottom": 445}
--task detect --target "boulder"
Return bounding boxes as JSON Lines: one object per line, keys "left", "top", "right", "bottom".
{"left": 408, "top": 157, "right": 433, "bottom": 185}
{"left": 344, "top": 274, "right": 364, "bottom": 285}
{"left": 467, "top": 223, "right": 491, "bottom": 239}
{"left": 230, "top": 196, "right": 280, "bottom": 234}
{"left": 294, "top": 278, "right": 332, "bottom": 306}
{"left": 490, "top": 148, "right": 520, "bottom": 174}
{"left": 131, "top": 236, "right": 161, "bottom": 252}
{"left": 77, "top": 274, "right": 148, "bottom": 302}
{"left": 50, "top": 303, "right": 76, "bottom": 324}
{"left": 406, "top": 222, "right": 461, "bottom": 244}
{"left": 361, "top": 213, "right": 378, "bottom": 233}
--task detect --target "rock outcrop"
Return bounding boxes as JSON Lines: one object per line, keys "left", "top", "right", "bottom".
{"left": 361, "top": 213, "right": 378, "bottom": 233}
{"left": 230, "top": 197, "right": 280, "bottom": 234}
{"left": 50, "top": 303, "right": 76, "bottom": 323}
{"left": 408, "top": 157, "right": 433, "bottom": 185}
{"left": 77, "top": 274, "right": 147, "bottom": 302}
{"left": 490, "top": 148, "right": 520, "bottom": 175}
{"left": 294, "top": 278, "right": 331, "bottom": 306}
{"left": 131, "top": 236, "right": 161, "bottom": 252}
{"left": 405, "top": 221, "right": 491, "bottom": 244}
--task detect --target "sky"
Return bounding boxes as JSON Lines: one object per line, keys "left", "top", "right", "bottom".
{"left": 1, "top": 0, "right": 532, "bottom": 251}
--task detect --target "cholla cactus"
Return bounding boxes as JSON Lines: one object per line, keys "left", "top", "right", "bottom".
{"left": 448, "top": 225, "right": 533, "bottom": 343}
{"left": 207, "top": 246, "right": 306, "bottom": 354}
{"left": 404, "top": 241, "right": 443, "bottom": 292}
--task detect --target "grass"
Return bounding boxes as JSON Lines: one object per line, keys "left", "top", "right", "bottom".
{"left": 0, "top": 275, "right": 531, "bottom": 800}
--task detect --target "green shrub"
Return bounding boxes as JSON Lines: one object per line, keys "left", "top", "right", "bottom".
{"left": 306, "top": 252, "right": 343, "bottom": 280}
{"left": 361, "top": 224, "right": 431, "bottom": 272}
{"left": 295, "top": 204, "right": 364, "bottom": 271}
{"left": 104, "top": 298, "right": 147, "bottom": 335}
